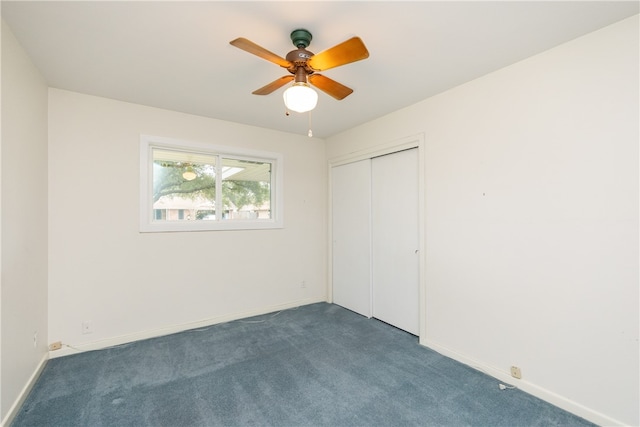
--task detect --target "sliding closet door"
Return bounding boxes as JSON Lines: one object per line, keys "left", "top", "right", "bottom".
{"left": 371, "top": 148, "right": 419, "bottom": 335}
{"left": 331, "top": 160, "right": 372, "bottom": 317}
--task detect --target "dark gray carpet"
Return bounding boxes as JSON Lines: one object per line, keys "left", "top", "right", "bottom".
{"left": 12, "top": 302, "right": 594, "bottom": 426}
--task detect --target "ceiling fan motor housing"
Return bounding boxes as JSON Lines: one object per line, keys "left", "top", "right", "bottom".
{"left": 286, "top": 48, "right": 314, "bottom": 67}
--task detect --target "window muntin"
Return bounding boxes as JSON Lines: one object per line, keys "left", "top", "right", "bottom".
{"left": 140, "top": 135, "right": 283, "bottom": 232}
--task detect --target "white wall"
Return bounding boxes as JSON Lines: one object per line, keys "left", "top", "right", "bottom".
{"left": 326, "top": 15, "right": 639, "bottom": 427}
{"left": 0, "top": 21, "right": 49, "bottom": 423}
{"left": 47, "top": 89, "right": 327, "bottom": 355}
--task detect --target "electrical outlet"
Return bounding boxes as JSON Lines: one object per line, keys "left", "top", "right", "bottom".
{"left": 82, "top": 320, "right": 93, "bottom": 335}
{"left": 510, "top": 366, "right": 522, "bottom": 379}
{"left": 49, "top": 341, "right": 62, "bottom": 351}
{"left": 301, "top": 280, "right": 306, "bottom": 289}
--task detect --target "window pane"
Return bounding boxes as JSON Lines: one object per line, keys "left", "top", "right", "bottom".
{"left": 152, "top": 149, "right": 217, "bottom": 221}
{"left": 141, "top": 135, "right": 283, "bottom": 232}
{"left": 221, "top": 158, "right": 272, "bottom": 220}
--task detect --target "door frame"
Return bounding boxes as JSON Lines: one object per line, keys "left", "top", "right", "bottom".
{"left": 328, "top": 133, "right": 426, "bottom": 342}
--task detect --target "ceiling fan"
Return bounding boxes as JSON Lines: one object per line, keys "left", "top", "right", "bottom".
{"left": 229, "top": 29, "right": 369, "bottom": 113}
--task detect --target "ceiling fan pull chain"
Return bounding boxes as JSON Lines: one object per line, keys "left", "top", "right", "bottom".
{"left": 308, "top": 111, "right": 313, "bottom": 138}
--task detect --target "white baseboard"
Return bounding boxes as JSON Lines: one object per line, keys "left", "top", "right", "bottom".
{"left": 421, "top": 338, "right": 625, "bottom": 427}
{"left": 1, "top": 352, "right": 48, "bottom": 427}
{"left": 50, "top": 297, "right": 325, "bottom": 359}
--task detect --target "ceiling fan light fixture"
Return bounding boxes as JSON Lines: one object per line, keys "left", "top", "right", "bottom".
{"left": 182, "top": 165, "right": 197, "bottom": 181}
{"left": 283, "top": 82, "right": 318, "bottom": 113}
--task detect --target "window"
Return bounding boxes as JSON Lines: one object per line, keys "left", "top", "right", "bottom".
{"left": 140, "top": 135, "right": 283, "bottom": 232}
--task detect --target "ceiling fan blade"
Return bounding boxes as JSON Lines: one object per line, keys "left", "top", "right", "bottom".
{"left": 230, "top": 37, "right": 292, "bottom": 68}
{"left": 308, "top": 74, "right": 353, "bottom": 100}
{"left": 307, "top": 37, "right": 369, "bottom": 71}
{"left": 252, "top": 76, "right": 294, "bottom": 95}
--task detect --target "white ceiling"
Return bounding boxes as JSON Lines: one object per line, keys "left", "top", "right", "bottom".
{"left": 2, "top": 1, "right": 638, "bottom": 138}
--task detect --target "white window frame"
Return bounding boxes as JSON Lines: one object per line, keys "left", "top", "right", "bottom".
{"left": 140, "top": 135, "right": 283, "bottom": 232}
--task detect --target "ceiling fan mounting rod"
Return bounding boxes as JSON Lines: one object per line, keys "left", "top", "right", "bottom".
{"left": 294, "top": 66, "right": 308, "bottom": 83}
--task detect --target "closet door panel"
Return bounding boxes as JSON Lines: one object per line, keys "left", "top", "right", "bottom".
{"left": 331, "top": 160, "right": 372, "bottom": 317}
{"left": 371, "top": 149, "right": 419, "bottom": 334}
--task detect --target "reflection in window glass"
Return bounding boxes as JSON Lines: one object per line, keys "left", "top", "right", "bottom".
{"left": 152, "top": 149, "right": 217, "bottom": 222}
